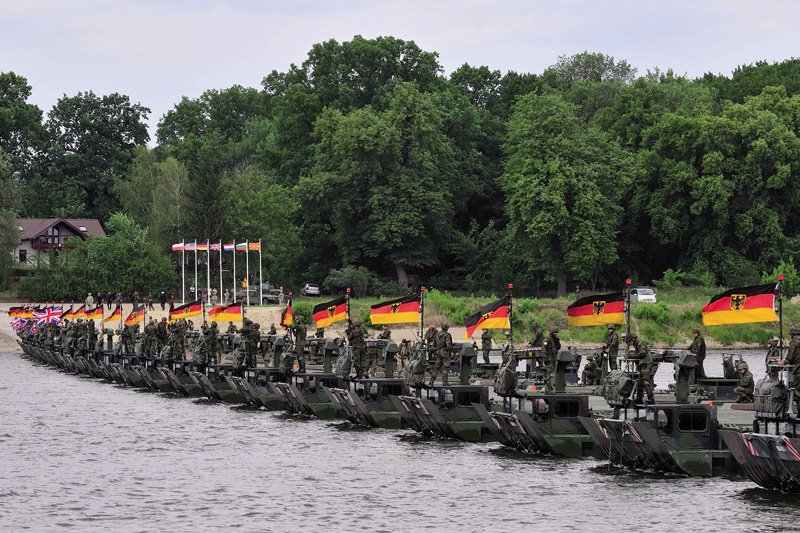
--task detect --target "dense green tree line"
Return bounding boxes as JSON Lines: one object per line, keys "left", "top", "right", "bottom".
{"left": 4, "top": 39, "right": 800, "bottom": 297}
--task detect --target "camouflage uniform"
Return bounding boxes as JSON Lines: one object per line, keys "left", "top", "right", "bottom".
{"left": 378, "top": 327, "right": 391, "bottom": 340}
{"left": 688, "top": 330, "right": 707, "bottom": 382}
{"left": 429, "top": 324, "right": 453, "bottom": 386}
{"left": 170, "top": 319, "right": 186, "bottom": 362}
{"left": 734, "top": 363, "right": 754, "bottom": 403}
{"left": 481, "top": 330, "right": 492, "bottom": 364}
{"left": 782, "top": 329, "right": 800, "bottom": 411}
{"left": 424, "top": 325, "right": 438, "bottom": 351}
{"left": 582, "top": 357, "right": 598, "bottom": 385}
{"left": 121, "top": 325, "right": 134, "bottom": 355}
{"left": 286, "top": 319, "right": 307, "bottom": 373}
{"left": 398, "top": 341, "right": 411, "bottom": 372}
{"left": 157, "top": 318, "right": 168, "bottom": 355}
{"left": 542, "top": 328, "right": 561, "bottom": 392}
{"left": 206, "top": 322, "right": 219, "bottom": 364}
{"left": 605, "top": 326, "right": 619, "bottom": 371}
{"left": 630, "top": 337, "right": 654, "bottom": 403}
{"left": 145, "top": 319, "right": 158, "bottom": 357}
{"left": 87, "top": 321, "right": 97, "bottom": 351}
{"left": 348, "top": 322, "right": 368, "bottom": 379}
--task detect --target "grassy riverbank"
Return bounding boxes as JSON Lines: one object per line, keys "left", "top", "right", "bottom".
{"left": 292, "top": 287, "right": 795, "bottom": 349}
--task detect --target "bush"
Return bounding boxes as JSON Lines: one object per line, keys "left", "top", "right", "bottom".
{"left": 292, "top": 301, "right": 313, "bottom": 324}
{"left": 323, "top": 265, "right": 379, "bottom": 298}
{"left": 634, "top": 302, "right": 672, "bottom": 326}
{"left": 653, "top": 268, "right": 682, "bottom": 290}
{"left": 682, "top": 260, "right": 716, "bottom": 287}
{"left": 762, "top": 258, "right": 800, "bottom": 298}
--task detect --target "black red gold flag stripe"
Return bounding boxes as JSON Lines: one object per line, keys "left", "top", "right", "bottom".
{"left": 567, "top": 292, "right": 626, "bottom": 327}
{"left": 464, "top": 298, "right": 510, "bottom": 339}
{"left": 370, "top": 293, "right": 421, "bottom": 325}
{"left": 313, "top": 296, "right": 347, "bottom": 328}
{"left": 701, "top": 283, "right": 778, "bottom": 326}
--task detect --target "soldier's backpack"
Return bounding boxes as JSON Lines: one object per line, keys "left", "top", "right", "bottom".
{"left": 405, "top": 354, "right": 426, "bottom": 386}
{"left": 494, "top": 355, "right": 518, "bottom": 396}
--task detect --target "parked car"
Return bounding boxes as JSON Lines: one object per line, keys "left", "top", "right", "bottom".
{"left": 262, "top": 289, "right": 283, "bottom": 304}
{"left": 300, "top": 283, "right": 320, "bottom": 296}
{"left": 630, "top": 287, "right": 657, "bottom": 303}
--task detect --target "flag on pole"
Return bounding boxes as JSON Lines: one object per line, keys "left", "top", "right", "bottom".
{"left": 63, "top": 305, "right": 75, "bottom": 320}
{"left": 281, "top": 295, "right": 293, "bottom": 328}
{"left": 701, "top": 283, "right": 778, "bottom": 326}
{"left": 33, "top": 305, "right": 63, "bottom": 325}
{"left": 248, "top": 242, "right": 260, "bottom": 251}
{"left": 463, "top": 298, "right": 511, "bottom": 338}
{"left": 236, "top": 243, "right": 248, "bottom": 251}
{"left": 223, "top": 243, "right": 235, "bottom": 252}
{"left": 9, "top": 306, "right": 24, "bottom": 318}
{"left": 169, "top": 299, "right": 203, "bottom": 322}
{"left": 567, "top": 291, "right": 626, "bottom": 327}
{"left": 102, "top": 308, "right": 121, "bottom": 323}
{"left": 124, "top": 305, "right": 145, "bottom": 327}
{"left": 185, "top": 242, "right": 197, "bottom": 251}
{"left": 172, "top": 243, "right": 184, "bottom": 251}
{"left": 370, "top": 292, "right": 422, "bottom": 325}
{"left": 313, "top": 296, "right": 348, "bottom": 328}
{"left": 210, "top": 243, "right": 221, "bottom": 251}
{"left": 73, "top": 304, "right": 87, "bottom": 319}
{"left": 11, "top": 317, "right": 27, "bottom": 331}
{"left": 85, "top": 306, "right": 104, "bottom": 320}
{"left": 209, "top": 303, "right": 243, "bottom": 322}
{"left": 196, "top": 242, "right": 209, "bottom": 251}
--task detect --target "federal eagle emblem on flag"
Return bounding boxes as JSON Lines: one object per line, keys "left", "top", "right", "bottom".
{"left": 730, "top": 294, "right": 746, "bottom": 311}
{"left": 390, "top": 302, "right": 401, "bottom": 313}
{"left": 592, "top": 301, "right": 606, "bottom": 316}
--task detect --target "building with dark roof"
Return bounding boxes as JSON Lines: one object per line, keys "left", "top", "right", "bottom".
{"left": 15, "top": 218, "right": 107, "bottom": 265}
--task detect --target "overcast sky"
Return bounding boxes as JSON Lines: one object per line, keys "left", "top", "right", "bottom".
{"left": 2, "top": 0, "right": 799, "bottom": 139}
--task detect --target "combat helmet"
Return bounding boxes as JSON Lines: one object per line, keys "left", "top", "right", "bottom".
{"left": 550, "top": 326, "right": 559, "bottom": 334}
{"left": 441, "top": 323, "right": 449, "bottom": 331}
{"left": 791, "top": 325, "right": 800, "bottom": 336}
{"left": 737, "top": 362, "right": 749, "bottom": 371}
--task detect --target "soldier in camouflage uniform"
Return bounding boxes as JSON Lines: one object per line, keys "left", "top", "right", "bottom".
{"left": 734, "top": 362, "right": 754, "bottom": 403}
{"left": 780, "top": 326, "right": 800, "bottom": 412}
{"left": 206, "top": 321, "right": 219, "bottom": 364}
{"left": 87, "top": 320, "right": 97, "bottom": 352}
{"left": 481, "top": 328, "right": 492, "bottom": 364}
{"left": 170, "top": 318, "right": 186, "bottom": 362}
{"left": 688, "top": 328, "right": 707, "bottom": 383}
{"left": 232, "top": 320, "right": 248, "bottom": 376}
{"left": 604, "top": 324, "right": 619, "bottom": 371}
{"left": 121, "top": 324, "right": 134, "bottom": 355}
{"left": 398, "top": 339, "right": 411, "bottom": 372}
{"left": 157, "top": 317, "right": 168, "bottom": 356}
{"left": 582, "top": 355, "right": 599, "bottom": 385}
{"left": 347, "top": 319, "right": 368, "bottom": 379}
{"left": 429, "top": 323, "right": 453, "bottom": 386}
{"left": 628, "top": 334, "right": 654, "bottom": 404}
{"left": 145, "top": 318, "right": 158, "bottom": 357}
{"left": 542, "top": 327, "right": 561, "bottom": 392}
{"left": 424, "top": 324, "right": 438, "bottom": 351}
{"left": 378, "top": 325, "right": 391, "bottom": 340}
{"left": 247, "top": 322, "right": 261, "bottom": 368}
{"left": 284, "top": 316, "right": 307, "bottom": 373}
{"left": 528, "top": 321, "right": 545, "bottom": 373}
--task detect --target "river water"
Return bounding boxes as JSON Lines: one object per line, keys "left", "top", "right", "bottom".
{"left": 1, "top": 352, "right": 798, "bottom": 533}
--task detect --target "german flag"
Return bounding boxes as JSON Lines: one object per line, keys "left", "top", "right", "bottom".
{"left": 281, "top": 296, "right": 293, "bottom": 329}
{"left": 102, "top": 307, "right": 121, "bottom": 323}
{"left": 8, "top": 306, "right": 23, "bottom": 318}
{"left": 313, "top": 296, "right": 347, "bottom": 328}
{"left": 169, "top": 299, "right": 202, "bottom": 323}
{"left": 124, "top": 305, "right": 145, "bottom": 327}
{"left": 73, "top": 304, "right": 87, "bottom": 319}
{"left": 567, "top": 291, "right": 626, "bottom": 327}
{"left": 63, "top": 305, "right": 75, "bottom": 320}
{"left": 464, "top": 298, "right": 510, "bottom": 339}
{"left": 702, "top": 283, "right": 778, "bottom": 326}
{"left": 85, "top": 306, "right": 103, "bottom": 320}
{"left": 209, "top": 303, "right": 243, "bottom": 322}
{"left": 370, "top": 292, "right": 421, "bottom": 325}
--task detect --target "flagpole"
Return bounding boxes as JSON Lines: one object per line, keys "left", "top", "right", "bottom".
{"left": 232, "top": 243, "right": 236, "bottom": 302}
{"left": 778, "top": 275, "right": 784, "bottom": 356}
{"left": 346, "top": 288, "right": 351, "bottom": 322}
{"left": 625, "top": 278, "right": 632, "bottom": 342}
{"left": 181, "top": 240, "right": 185, "bottom": 305}
{"left": 219, "top": 241, "right": 223, "bottom": 303}
{"left": 507, "top": 284, "right": 514, "bottom": 349}
{"left": 246, "top": 240, "right": 250, "bottom": 307}
{"left": 258, "top": 239, "right": 263, "bottom": 306}
{"left": 419, "top": 287, "right": 425, "bottom": 341}
{"left": 194, "top": 240, "right": 198, "bottom": 304}
{"left": 206, "top": 239, "right": 211, "bottom": 302}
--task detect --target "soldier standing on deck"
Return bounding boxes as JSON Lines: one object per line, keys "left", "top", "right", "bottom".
{"left": 780, "top": 326, "right": 800, "bottom": 412}
{"left": 424, "top": 324, "right": 438, "bottom": 351}
{"left": 429, "top": 323, "right": 453, "bottom": 387}
{"left": 582, "top": 355, "right": 599, "bottom": 385}
{"left": 688, "top": 328, "right": 707, "bottom": 382}
{"left": 378, "top": 325, "right": 391, "bottom": 340}
{"left": 628, "top": 333, "right": 654, "bottom": 404}
{"left": 481, "top": 328, "right": 492, "bottom": 364}
{"left": 542, "top": 327, "right": 561, "bottom": 392}
{"left": 284, "top": 316, "right": 307, "bottom": 373}
{"left": 398, "top": 339, "right": 411, "bottom": 372}
{"left": 347, "top": 319, "right": 368, "bottom": 379}
{"left": 157, "top": 317, "right": 168, "bottom": 356}
{"left": 605, "top": 325, "right": 619, "bottom": 371}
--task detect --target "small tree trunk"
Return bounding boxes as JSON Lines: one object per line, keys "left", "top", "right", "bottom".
{"left": 557, "top": 268, "right": 567, "bottom": 298}
{"left": 396, "top": 263, "right": 408, "bottom": 289}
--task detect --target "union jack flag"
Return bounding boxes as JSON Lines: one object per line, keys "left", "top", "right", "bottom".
{"left": 10, "top": 317, "right": 27, "bottom": 331}
{"left": 210, "top": 243, "right": 221, "bottom": 251}
{"left": 33, "top": 305, "right": 63, "bottom": 325}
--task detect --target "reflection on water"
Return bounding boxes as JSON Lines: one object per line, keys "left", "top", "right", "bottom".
{"left": 1, "top": 352, "right": 798, "bottom": 533}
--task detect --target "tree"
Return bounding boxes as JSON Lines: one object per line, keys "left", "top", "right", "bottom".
{"left": 41, "top": 91, "right": 150, "bottom": 221}
{"left": 500, "top": 91, "right": 632, "bottom": 297}
{"left": 0, "top": 72, "right": 45, "bottom": 180}
{"left": 0, "top": 149, "right": 20, "bottom": 290}
{"left": 308, "top": 82, "right": 457, "bottom": 286}
{"left": 544, "top": 51, "right": 637, "bottom": 89}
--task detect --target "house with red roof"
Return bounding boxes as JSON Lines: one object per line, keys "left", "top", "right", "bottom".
{"left": 15, "top": 218, "right": 106, "bottom": 265}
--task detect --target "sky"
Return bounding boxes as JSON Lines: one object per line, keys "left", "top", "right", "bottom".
{"left": 2, "top": 0, "right": 799, "bottom": 139}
